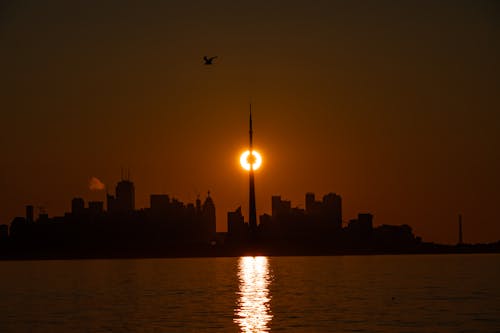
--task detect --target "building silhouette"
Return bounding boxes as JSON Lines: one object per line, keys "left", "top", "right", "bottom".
{"left": 227, "top": 206, "right": 248, "bottom": 242}
{"left": 223, "top": 191, "right": 424, "bottom": 253}
{"left": 0, "top": 224, "right": 8, "bottom": 240}
{"left": 26, "top": 205, "right": 34, "bottom": 224}
{"left": 88, "top": 201, "right": 104, "bottom": 216}
{"left": 346, "top": 213, "right": 374, "bottom": 246}
{"left": 1, "top": 175, "right": 219, "bottom": 258}
{"left": 150, "top": 194, "right": 170, "bottom": 220}
{"left": 304, "top": 192, "right": 342, "bottom": 228}
{"left": 71, "top": 198, "right": 85, "bottom": 216}
{"left": 272, "top": 195, "right": 291, "bottom": 218}
{"left": 107, "top": 179, "right": 135, "bottom": 214}
{"left": 202, "top": 192, "right": 216, "bottom": 243}
{"left": 6, "top": 171, "right": 494, "bottom": 258}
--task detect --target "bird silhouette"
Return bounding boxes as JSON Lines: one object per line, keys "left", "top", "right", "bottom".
{"left": 203, "top": 56, "right": 218, "bottom": 65}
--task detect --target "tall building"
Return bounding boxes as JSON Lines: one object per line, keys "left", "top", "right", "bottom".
{"left": 107, "top": 179, "right": 135, "bottom": 214}
{"left": 227, "top": 206, "right": 247, "bottom": 241}
{"left": 305, "top": 192, "right": 315, "bottom": 213}
{"left": 272, "top": 195, "right": 291, "bottom": 218}
{"left": 248, "top": 107, "right": 257, "bottom": 238}
{"left": 71, "top": 197, "right": 85, "bottom": 216}
{"left": 305, "top": 192, "right": 322, "bottom": 216}
{"left": 304, "top": 192, "right": 342, "bottom": 228}
{"left": 202, "top": 192, "right": 216, "bottom": 240}
{"left": 322, "top": 193, "right": 342, "bottom": 228}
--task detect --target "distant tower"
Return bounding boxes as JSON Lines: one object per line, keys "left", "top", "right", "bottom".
{"left": 248, "top": 106, "right": 257, "bottom": 238}
{"left": 458, "top": 213, "right": 463, "bottom": 245}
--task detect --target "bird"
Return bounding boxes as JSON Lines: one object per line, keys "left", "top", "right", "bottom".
{"left": 203, "top": 56, "right": 218, "bottom": 65}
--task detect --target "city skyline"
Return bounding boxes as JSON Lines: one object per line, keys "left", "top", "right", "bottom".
{"left": 2, "top": 176, "right": 360, "bottom": 231}
{"left": 0, "top": 110, "right": 493, "bottom": 246}
{"left": 4, "top": 172, "right": 498, "bottom": 260}
{"left": 0, "top": 174, "right": 487, "bottom": 249}
{"left": 1, "top": 1, "right": 499, "bottom": 244}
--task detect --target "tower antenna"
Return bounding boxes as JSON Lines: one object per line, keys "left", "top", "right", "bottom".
{"left": 248, "top": 102, "right": 257, "bottom": 240}
{"left": 249, "top": 103, "right": 253, "bottom": 152}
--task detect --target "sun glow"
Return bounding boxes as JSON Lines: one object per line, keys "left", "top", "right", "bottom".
{"left": 240, "top": 150, "right": 262, "bottom": 171}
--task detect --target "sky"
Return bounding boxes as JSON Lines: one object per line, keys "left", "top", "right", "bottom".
{"left": 1, "top": 0, "right": 499, "bottom": 244}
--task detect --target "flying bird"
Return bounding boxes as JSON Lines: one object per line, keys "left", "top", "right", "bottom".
{"left": 203, "top": 56, "right": 218, "bottom": 65}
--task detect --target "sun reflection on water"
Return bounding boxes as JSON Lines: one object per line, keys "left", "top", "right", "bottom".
{"left": 234, "top": 256, "right": 273, "bottom": 333}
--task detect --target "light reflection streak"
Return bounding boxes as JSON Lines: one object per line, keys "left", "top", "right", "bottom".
{"left": 234, "top": 256, "right": 273, "bottom": 333}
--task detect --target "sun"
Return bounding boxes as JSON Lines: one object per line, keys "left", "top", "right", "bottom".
{"left": 240, "top": 150, "right": 262, "bottom": 171}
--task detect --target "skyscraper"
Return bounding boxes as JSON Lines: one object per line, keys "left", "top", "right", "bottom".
{"left": 71, "top": 197, "right": 85, "bottom": 216}
{"left": 202, "top": 192, "right": 216, "bottom": 240}
{"left": 248, "top": 107, "right": 257, "bottom": 238}
{"left": 107, "top": 178, "right": 135, "bottom": 214}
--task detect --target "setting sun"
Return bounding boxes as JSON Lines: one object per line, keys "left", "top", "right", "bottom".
{"left": 240, "top": 150, "right": 262, "bottom": 171}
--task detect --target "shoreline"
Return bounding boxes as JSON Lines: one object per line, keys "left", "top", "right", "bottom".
{"left": 1, "top": 245, "right": 499, "bottom": 261}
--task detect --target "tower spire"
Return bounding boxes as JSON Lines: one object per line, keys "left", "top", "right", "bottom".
{"left": 248, "top": 103, "right": 257, "bottom": 239}
{"left": 249, "top": 104, "right": 253, "bottom": 151}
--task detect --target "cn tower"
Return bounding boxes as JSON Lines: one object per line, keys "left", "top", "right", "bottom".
{"left": 248, "top": 106, "right": 257, "bottom": 238}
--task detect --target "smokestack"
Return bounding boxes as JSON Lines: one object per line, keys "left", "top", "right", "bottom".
{"left": 458, "top": 213, "right": 463, "bottom": 245}
{"left": 89, "top": 177, "right": 105, "bottom": 191}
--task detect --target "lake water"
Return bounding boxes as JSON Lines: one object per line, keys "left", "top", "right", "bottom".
{"left": 0, "top": 254, "right": 499, "bottom": 332}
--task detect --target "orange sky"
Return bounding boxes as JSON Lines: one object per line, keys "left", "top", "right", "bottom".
{"left": 1, "top": 1, "right": 499, "bottom": 244}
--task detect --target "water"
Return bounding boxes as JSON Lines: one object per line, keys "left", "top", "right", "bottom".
{"left": 0, "top": 254, "right": 499, "bottom": 332}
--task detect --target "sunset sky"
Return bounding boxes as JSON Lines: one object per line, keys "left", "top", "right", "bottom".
{"left": 1, "top": 1, "right": 499, "bottom": 244}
